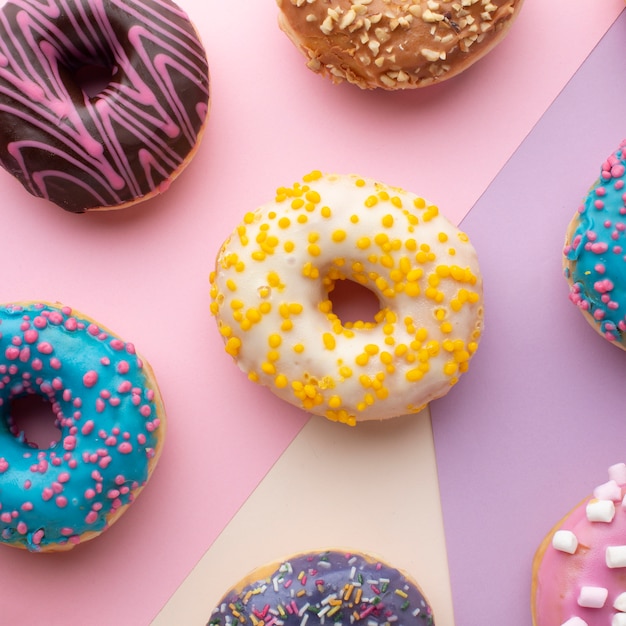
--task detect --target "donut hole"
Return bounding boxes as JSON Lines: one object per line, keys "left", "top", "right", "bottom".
{"left": 7, "top": 395, "right": 61, "bottom": 449}
{"left": 73, "top": 63, "right": 117, "bottom": 98}
{"left": 327, "top": 278, "right": 381, "bottom": 325}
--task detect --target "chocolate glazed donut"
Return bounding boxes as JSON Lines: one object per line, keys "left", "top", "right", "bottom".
{"left": 0, "top": 0, "right": 210, "bottom": 213}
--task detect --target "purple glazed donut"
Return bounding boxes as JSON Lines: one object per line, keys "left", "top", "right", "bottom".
{"left": 0, "top": 0, "right": 210, "bottom": 213}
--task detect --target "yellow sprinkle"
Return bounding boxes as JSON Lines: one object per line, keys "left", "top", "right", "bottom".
{"left": 365, "top": 195, "right": 378, "bottom": 208}
{"left": 243, "top": 212, "right": 255, "bottom": 224}
{"left": 321, "top": 206, "right": 332, "bottom": 218}
{"left": 332, "top": 230, "right": 347, "bottom": 243}
{"left": 278, "top": 217, "right": 291, "bottom": 229}
{"left": 382, "top": 214, "right": 394, "bottom": 228}
{"left": 323, "top": 333, "right": 336, "bottom": 350}
{"left": 328, "top": 395, "right": 342, "bottom": 409}
{"left": 444, "top": 362, "right": 458, "bottom": 376}
{"left": 225, "top": 337, "right": 241, "bottom": 357}
{"left": 275, "top": 374, "right": 288, "bottom": 388}
{"left": 406, "top": 368, "right": 424, "bottom": 382}
{"left": 303, "top": 170, "right": 322, "bottom": 182}
{"left": 293, "top": 343, "right": 305, "bottom": 353}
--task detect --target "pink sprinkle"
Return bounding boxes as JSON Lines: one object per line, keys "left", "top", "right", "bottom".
{"left": 117, "top": 360, "right": 130, "bottom": 374}
{"left": 61, "top": 527, "right": 74, "bottom": 536}
{"left": 21, "top": 502, "right": 33, "bottom": 511}
{"left": 0, "top": 458, "right": 8, "bottom": 473}
{"left": 58, "top": 472, "right": 70, "bottom": 483}
{"left": 48, "top": 312, "right": 63, "bottom": 325}
{"left": 118, "top": 381, "right": 132, "bottom": 393}
{"left": 591, "top": 242, "right": 609, "bottom": 254}
{"left": 63, "top": 435, "right": 77, "bottom": 451}
{"left": 84, "top": 489, "right": 96, "bottom": 499}
{"left": 85, "top": 511, "right": 98, "bottom": 524}
{"left": 32, "top": 529, "right": 44, "bottom": 545}
{"left": 33, "top": 316, "right": 47, "bottom": 329}
{"left": 140, "top": 405, "right": 152, "bottom": 418}
{"left": 117, "top": 442, "right": 132, "bottom": 454}
{"left": 110, "top": 339, "right": 124, "bottom": 351}
{"left": 37, "top": 342, "right": 53, "bottom": 355}
{"left": 83, "top": 370, "right": 98, "bottom": 388}
{"left": 23, "top": 329, "right": 38, "bottom": 343}
{"left": 87, "top": 324, "right": 99, "bottom": 336}
{"left": 42, "top": 487, "right": 54, "bottom": 501}
{"left": 81, "top": 420, "right": 94, "bottom": 435}
{"left": 55, "top": 496, "right": 67, "bottom": 508}
{"left": 16, "top": 522, "right": 27, "bottom": 535}
{"left": 96, "top": 398, "right": 105, "bottom": 412}
{"left": 4, "top": 347, "right": 19, "bottom": 360}
{"left": 64, "top": 318, "right": 78, "bottom": 331}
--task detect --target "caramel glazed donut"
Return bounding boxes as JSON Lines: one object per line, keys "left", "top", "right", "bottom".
{"left": 276, "top": 0, "right": 524, "bottom": 90}
{"left": 210, "top": 172, "right": 483, "bottom": 426}
{"left": 0, "top": 302, "right": 165, "bottom": 552}
{"left": 208, "top": 549, "right": 435, "bottom": 626}
{"left": 532, "top": 463, "right": 626, "bottom": 626}
{"left": 0, "top": 0, "right": 210, "bottom": 213}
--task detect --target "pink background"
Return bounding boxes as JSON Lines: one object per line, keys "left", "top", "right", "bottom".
{"left": 0, "top": 1, "right": 623, "bottom": 624}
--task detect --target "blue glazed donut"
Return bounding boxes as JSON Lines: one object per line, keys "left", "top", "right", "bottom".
{"left": 0, "top": 302, "right": 165, "bottom": 552}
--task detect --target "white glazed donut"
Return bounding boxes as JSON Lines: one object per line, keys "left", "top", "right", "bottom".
{"left": 210, "top": 171, "right": 483, "bottom": 425}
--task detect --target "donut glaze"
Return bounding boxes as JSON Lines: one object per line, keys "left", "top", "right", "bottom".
{"left": 0, "top": 0, "right": 210, "bottom": 213}
{"left": 532, "top": 463, "right": 626, "bottom": 626}
{"left": 210, "top": 171, "right": 483, "bottom": 425}
{"left": 563, "top": 139, "right": 626, "bottom": 349}
{"left": 208, "top": 549, "right": 435, "bottom": 625}
{"left": 0, "top": 302, "right": 165, "bottom": 552}
{"left": 276, "top": 0, "right": 524, "bottom": 90}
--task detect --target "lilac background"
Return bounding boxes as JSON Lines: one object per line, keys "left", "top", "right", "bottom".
{"left": 432, "top": 10, "right": 626, "bottom": 625}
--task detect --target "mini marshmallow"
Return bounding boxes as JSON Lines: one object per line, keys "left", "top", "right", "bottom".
{"left": 577, "top": 586, "right": 608, "bottom": 608}
{"left": 586, "top": 499, "right": 616, "bottom": 523}
{"left": 612, "top": 614, "right": 626, "bottom": 626}
{"left": 561, "top": 618, "right": 588, "bottom": 626}
{"left": 606, "top": 545, "right": 626, "bottom": 568}
{"left": 552, "top": 530, "right": 578, "bottom": 554}
{"left": 609, "top": 462, "right": 626, "bottom": 485}
{"left": 594, "top": 480, "right": 622, "bottom": 502}
{"left": 614, "top": 591, "right": 626, "bottom": 612}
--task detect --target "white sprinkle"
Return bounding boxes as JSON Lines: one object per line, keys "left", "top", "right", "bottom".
{"left": 552, "top": 530, "right": 578, "bottom": 554}
{"left": 610, "top": 463, "right": 626, "bottom": 485}
{"left": 613, "top": 591, "right": 626, "bottom": 611}
{"left": 606, "top": 545, "right": 626, "bottom": 568}
{"left": 594, "top": 479, "right": 622, "bottom": 502}
{"left": 577, "top": 586, "right": 608, "bottom": 608}
{"left": 586, "top": 499, "right": 616, "bottom": 523}
{"left": 613, "top": 614, "right": 626, "bottom": 626}
{"left": 561, "top": 618, "right": 588, "bottom": 626}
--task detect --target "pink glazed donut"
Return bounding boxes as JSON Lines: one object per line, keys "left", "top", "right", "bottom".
{"left": 532, "top": 463, "right": 626, "bottom": 625}
{"left": 0, "top": 0, "right": 210, "bottom": 213}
